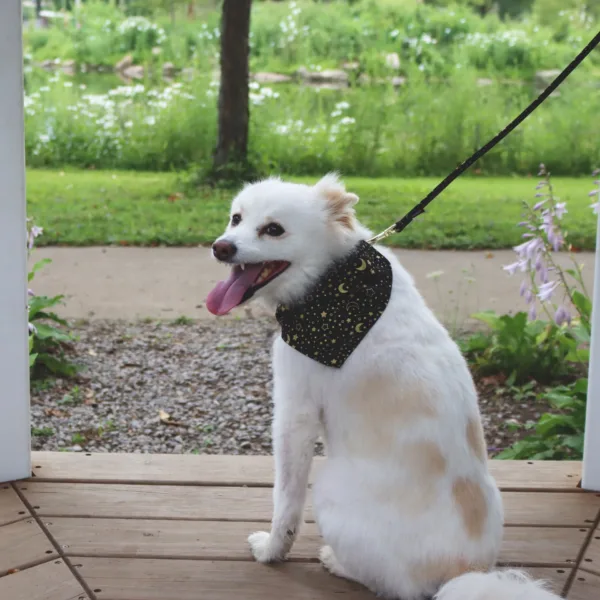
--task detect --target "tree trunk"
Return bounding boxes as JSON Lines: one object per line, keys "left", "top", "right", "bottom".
{"left": 211, "top": 0, "right": 252, "bottom": 182}
{"left": 35, "top": 0, "right": 42, "bottom": 18}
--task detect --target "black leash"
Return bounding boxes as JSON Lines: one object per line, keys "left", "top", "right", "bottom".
{"left": 369, "top": 29, "right": 600, "bottom": 244}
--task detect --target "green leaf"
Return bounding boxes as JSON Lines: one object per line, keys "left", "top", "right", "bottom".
{"left": 573, "top": 378, "right": 589, "bottom": 395}
{"left": 561, "top": 434, "right": 584, "bottom": 454}
{"left": 33, "top": 323, "right": 72, "bottom": 343}
{"left": 28, "top": 295, "right": 64, "bottom": 320}
{"left": 470, "top": 310, "right": 501, "bottom": 329}
{"left": 34, "top": 311, "right": 69, "bottom": 327}
{"left": 36, "top": 353, "right": 79, "bottom": 377}
{"left": 29, "top": 353, "right": 38, "bottom": 367}
{"left": 28, "top": 258, "right": 52, "bottom": 282}
{"left": 536, "top": 413, "right": 576, "bottom": 436}
{"left": 572, "top": 290, "right": 592, "bottom": 320}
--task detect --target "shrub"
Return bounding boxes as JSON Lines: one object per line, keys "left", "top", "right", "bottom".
{"left": 27, "top": 220, "right": 78, "bottom": 378}
{"left": 493, "top": 169, "right": 599, "bottom": 459}
{"left": 497, "top": 378, "right": 587, "bottom": 459}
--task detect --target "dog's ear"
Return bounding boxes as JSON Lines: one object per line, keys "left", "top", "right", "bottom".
{"left": 314, "top": 173, "right": 359, "bottom": 230}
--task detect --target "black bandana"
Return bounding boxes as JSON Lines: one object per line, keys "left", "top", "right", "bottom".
{"left": 275, "top": 241, "right": 393, "bottom": 368}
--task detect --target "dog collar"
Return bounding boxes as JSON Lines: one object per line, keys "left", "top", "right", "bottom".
{"left": 275, "top": 241, "right": 392, "bottom": 368}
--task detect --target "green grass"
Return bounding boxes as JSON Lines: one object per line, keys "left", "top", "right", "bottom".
{"left": 26, "top": 169, "right": 597, "bottom": 250}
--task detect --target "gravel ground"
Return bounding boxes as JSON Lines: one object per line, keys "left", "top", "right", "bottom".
{"left": 30, "top": 319, "right": 550, "bottom": 456}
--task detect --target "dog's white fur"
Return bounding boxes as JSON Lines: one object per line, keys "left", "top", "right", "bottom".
{"left": 212, "top": 174, "right": 563, "bottom": 600}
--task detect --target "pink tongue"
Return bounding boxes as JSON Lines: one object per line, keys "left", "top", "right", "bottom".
{"left": 206, "top": 264, "right": 264, "bottom": 316}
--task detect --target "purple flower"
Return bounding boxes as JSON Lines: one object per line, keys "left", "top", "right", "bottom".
{"left": 28, "top": 289, "right": 35, "bottom": 297}
{"left": 554, "top": 202, "right": 567, "bottom": 219}
{"left": 538, "top": 280, "right": 559, "bottom": 302}
{"left": 592, "top": 201, "right": 600, "bottom": 215}
{"left": 547, "top": 228, "right": 563, "bottom": 252}
{"left": 528, "top": 305, "right": 537, "bottom": 320}
{"left": 514, "top": 237, "right": 543, "bottom": 261}
{"left": 27, "top": 225, "right": 43, "bottom": 250}
{"left": 554, "top": 306, "right": 571, "bottom": 326}
{"left": 503, "top": 261, "right": 524, "bottom": 275}
{"left": 589, "top": 189, "right": 599, "bottom": 197}
{"left": 524, "top": 289, "right": 534, "bottom": 304}
{"left": 533, "top": 200, "right": 547, "bottom": 210}
{"left": 536, "top": 181, "right": 546, "bottom": 190}
{"left": 538, "top": 164, "right": 546, "bottom": 176}
{"left": 519, "top": 280, "right": 528, "bottom": 296}
{"left": 593, "top": 168, "right": 600, "bottom": 177}
{"left": 28, "top": 322, "right": 37, "bottom": 334}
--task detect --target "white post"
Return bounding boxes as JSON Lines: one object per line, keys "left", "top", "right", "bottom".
{"left": 0, "top": 0, "right": 31, "bottom": 483}
{"left": 583, "top": 211, "right": 600, "bottom": 491}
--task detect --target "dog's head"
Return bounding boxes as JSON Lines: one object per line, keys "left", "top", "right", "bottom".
{"left": 206, "top": 174, "right": 371, "bottom": 315}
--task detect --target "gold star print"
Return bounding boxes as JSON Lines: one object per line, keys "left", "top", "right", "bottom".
{"left": 321, "top": 311, "right": 327, "bottom": 318}
{"left": 331, "top": 359, "right": 337, "bottom": 365}
{"left": 293, "top": 334, "right": 298, "bottom": 341}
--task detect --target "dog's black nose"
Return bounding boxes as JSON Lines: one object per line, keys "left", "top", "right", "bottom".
{"left": 212, "top": 240, "right": 237, "bottom": 262}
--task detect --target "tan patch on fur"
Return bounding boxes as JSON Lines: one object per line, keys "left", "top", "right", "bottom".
{"left": 404, "top": 441, "right": 447, "bottom": 477}
{"left": 342, "top": 375, "right": 438, "bottom": 459}
{"left": 324, "top": 189, "right": 356, "bottom": 230}
{"left": 373, "top": 441, "right": 447, "bottom": 514}
{"left": 413, "top": 557, "right": 491, "bottom": 588}
{"left": 452, "top": 477, "right": 488, "bottom": 539}
{"left": 466, "top": 417, "right": 487, "bottom": 463}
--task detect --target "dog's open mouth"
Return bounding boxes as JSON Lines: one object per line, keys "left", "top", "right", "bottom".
{"left": 206, "top": 261, "right": 290, "bottom": 316}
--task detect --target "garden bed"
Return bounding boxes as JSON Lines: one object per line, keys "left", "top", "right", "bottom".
{"left": 30, "top": 318, "right": 554, "bottom": 457}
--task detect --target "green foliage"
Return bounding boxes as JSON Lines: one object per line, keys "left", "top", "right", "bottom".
{"left": 22, "top": 67, "right": 600, "bottom": 177}
{"left": 25, "top": 169, "right": 598, "bottom": 249}
{"left": 463, "top": 311, "right": 579, "bottom": 384}
{"left": 28, "top": 233, "right": 79, "bottom": 379}
{"left": 31, "top": 426, "right": 55, "bottom": 437}
{"left": 497, "top": 378, "right": 587, "bottom": 459}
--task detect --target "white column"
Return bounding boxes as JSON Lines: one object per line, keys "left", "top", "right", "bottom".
{"left": 0, "top": 0, "right": 31, "bottom": 483}
{"left": 583, "top": 211, "right": 600, "bottom": 491}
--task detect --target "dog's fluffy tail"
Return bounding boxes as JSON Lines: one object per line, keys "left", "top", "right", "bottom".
{"left": 434, "top": 569, "right": 562, "bottom": 600}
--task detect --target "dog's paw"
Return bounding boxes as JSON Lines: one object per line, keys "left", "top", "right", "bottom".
{"left": 320, "top": 546, "right": 350, "bottom": 579}
{"left": 248, "top": 531, "right": 282, "bottom": 563}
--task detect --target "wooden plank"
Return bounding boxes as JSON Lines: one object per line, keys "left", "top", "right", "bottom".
{"left": 0, "top": 519, "right": 58, "bottom": 575}
{"left": 579, "top": 531, "right": 600, "bottom": 576}
{"left": 22, "top": 482, "right": 599, "bottom": 527}
{"left": 499, "top": 527, "right": 588, "bottom": 567}
{"left": 23, "top": 482, "right": 275, "bottom": 521}
{"left": 29, "top": 452, "right": 582, "bottom": 491}
{"left": 0, "top": 559, "right": 88, "bottom": 600}
{"left": 501, "top": 491, "right": 600, "bottom": 527}
{"left": 0, "top": 484, "right": 30, "bottom": 526}
{"left": 73, "top": 558, "right": 378, "bottom": 600}
{"left": 568, "top": 570, "right": 600, "bottom": 600}
{"left": 71, "top": 559, "right": 572, "bottom": 600}
{"left": 49, "top": 519, "right": 320, "bottom": 561}
{"left": 47, "top": 518, "right": 585, "bottom": 567}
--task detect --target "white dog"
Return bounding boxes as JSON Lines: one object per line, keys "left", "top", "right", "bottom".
{"left": 206, "top": 174, "right": 562, "bottom": 600}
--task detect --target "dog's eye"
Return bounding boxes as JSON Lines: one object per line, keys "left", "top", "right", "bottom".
{"left": 264, "top": 223, "right": 285, "bottom": 237}
{"left": 231, "top": 214, "right": 242, "bottom": 227}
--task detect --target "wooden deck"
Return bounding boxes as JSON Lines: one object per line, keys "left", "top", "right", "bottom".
{"left": 0, "top": 454, "right": 598, "bottom": 599}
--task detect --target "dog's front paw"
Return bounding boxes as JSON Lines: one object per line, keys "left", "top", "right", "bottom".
{"left": 248, "top": 531, "right": 284, "bottom": 563}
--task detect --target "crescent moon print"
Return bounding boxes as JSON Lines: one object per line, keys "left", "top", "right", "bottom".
{"left": 346, "top": 300, "right": 360, "bottom": 312}
{"left": 275, "top": 241, "right": 393, "bottom": 368}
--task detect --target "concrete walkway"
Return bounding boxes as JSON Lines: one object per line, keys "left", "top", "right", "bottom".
{"left": 30, "top": 247, "right": 595, "bottom": 326}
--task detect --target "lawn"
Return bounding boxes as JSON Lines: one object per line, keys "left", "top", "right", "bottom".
{"left": 26, "top": 169, "right": 598, "bottom": 250}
